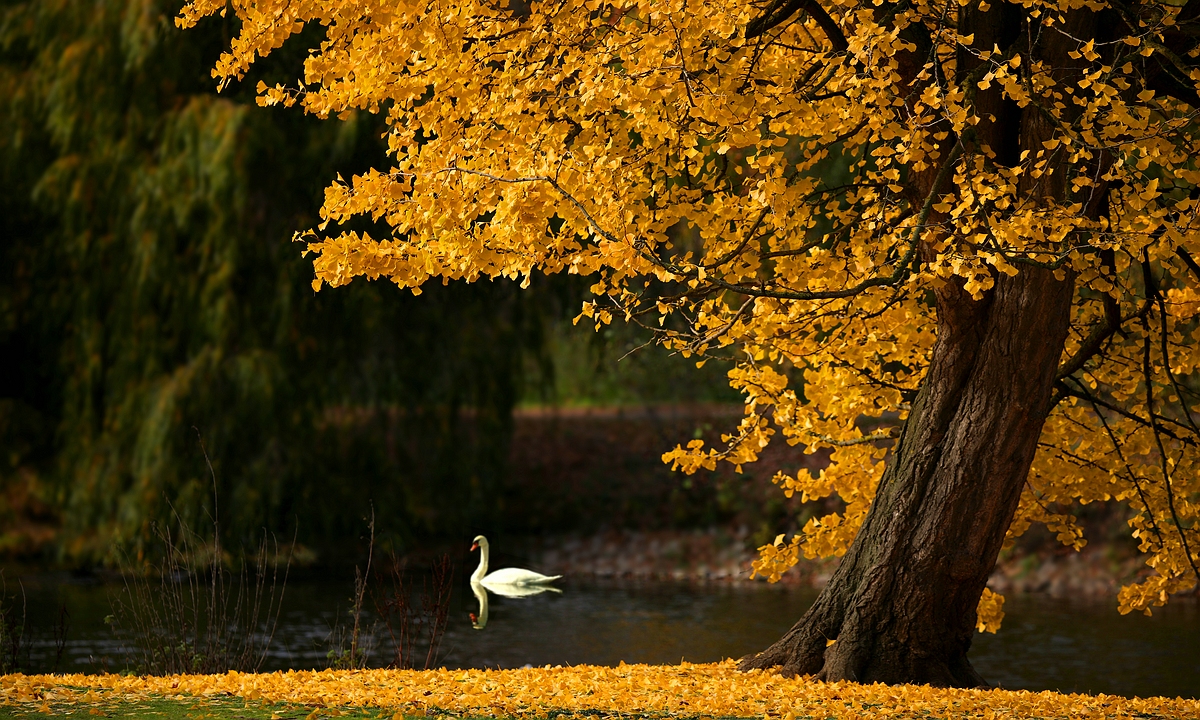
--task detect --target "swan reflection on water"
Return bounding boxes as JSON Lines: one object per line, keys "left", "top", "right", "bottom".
{"left": 468, "top": 535, "right": 563, "bottom": 630}
{"left": 470, "top": 580, "right": 561, "bottom": 630}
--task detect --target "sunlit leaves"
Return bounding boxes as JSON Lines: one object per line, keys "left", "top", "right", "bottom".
{"left": 5, "top": 662, "right": 1200, "bottom": 718}
{"left": 975, "top": 588, "right": 1006, "bottom": 634}
{"left": 178, "top": 0, "right": 1200, "bottom": 620}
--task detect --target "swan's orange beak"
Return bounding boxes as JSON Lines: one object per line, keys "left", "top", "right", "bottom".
{"left": 470, "top": 542, "right": 478, "bottom": 551}
{"left": 469, "top": 612, "right": 477, "bottom": 622}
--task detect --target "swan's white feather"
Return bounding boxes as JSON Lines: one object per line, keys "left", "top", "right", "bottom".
{"left": 470, "top": 534, "right": 562, "bottom": 588}
{"left": 480, "top": 567, "right": 562, "bottom": 586}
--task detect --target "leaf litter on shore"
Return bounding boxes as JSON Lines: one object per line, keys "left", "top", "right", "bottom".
{"left": 2, "top": 661, "right": 1197, "bottom": 719}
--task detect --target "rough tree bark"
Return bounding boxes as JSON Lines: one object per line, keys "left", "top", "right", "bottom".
{"left": 738, "top": 267, "right": 1074, "bottom": 685}
{"left": 735, "top": 0, "right": 1113, "bottom": 686}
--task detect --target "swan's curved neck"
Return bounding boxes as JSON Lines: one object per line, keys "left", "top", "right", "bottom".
{"left": 471, "top": 541, "right": 489, "bottom": 583}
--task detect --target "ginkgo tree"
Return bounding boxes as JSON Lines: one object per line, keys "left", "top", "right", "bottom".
{"left": 179, "top": 0, "right": 1200, "bottom": 687}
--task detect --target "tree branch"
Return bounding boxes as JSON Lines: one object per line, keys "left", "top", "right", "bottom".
{"left": 1141, "top": 316, "right": 1200, "bottom": 584}
{"left": 1055, "top": 378, "right": 1198, "bottom": 445}
{"left": 746, "top": 0, "right": 849, "bottom": 51}
{"left": 1177, "top": 247, "right": 1200, "bottom": 283}
{"left": 1055, "top": 292, "right": 1122, "bottom": 381}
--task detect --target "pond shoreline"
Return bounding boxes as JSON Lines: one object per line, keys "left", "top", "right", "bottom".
{"left": 504, "top": 404, "right": 1165, "bottom": 601}
{"left": 518, "top": 526, "right": 1162, "bottom": 600}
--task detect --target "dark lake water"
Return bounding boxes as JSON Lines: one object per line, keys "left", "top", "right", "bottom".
{"left": 8, "top": 572, "right": 1198, "bottom": 700}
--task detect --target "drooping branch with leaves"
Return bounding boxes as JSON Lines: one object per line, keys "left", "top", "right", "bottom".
{"left": 180, "top": 0, "right": 1200, "bottom": 686}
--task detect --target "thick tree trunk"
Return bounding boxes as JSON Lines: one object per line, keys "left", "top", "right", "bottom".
{"left": 739, "top": 266, "right": 1074, "bottom": 686}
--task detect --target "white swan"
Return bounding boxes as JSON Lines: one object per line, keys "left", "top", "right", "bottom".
{"left": 470, "top": 535, "right": 561, "bottom": 588}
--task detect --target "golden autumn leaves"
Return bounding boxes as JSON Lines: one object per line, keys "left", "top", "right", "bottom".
{"left": 175, "top": 0, "right": 1200, "bottom": 627}
{"left": 5, "top": 661, "right": 1200, "bottom": 719}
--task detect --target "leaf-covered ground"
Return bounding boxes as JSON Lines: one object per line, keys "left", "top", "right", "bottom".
{"left": 1, "top": 661, "right": 1196, "bottom": 720}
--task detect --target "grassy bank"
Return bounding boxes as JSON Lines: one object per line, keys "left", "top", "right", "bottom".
{"left": 0, "top": 694, "right": 388, "bottom": 720}
{"left": 2, "top": 662, "right": 1197, "bottom": 720}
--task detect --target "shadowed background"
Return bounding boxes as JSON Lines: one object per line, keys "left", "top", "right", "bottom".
{"left": 0, "top": 0, "right": 760, "bottom": 568}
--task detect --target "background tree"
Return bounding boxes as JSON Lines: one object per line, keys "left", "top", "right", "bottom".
{"left": 0, "top": 0, "right": 554, "bottom": 562}
{"left": 180, "top": 0, "right": 1200, "bottom": 686}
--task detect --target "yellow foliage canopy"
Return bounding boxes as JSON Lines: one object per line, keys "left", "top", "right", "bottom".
{"left": 177, "top": 0, "right": 1200, "bottom": 620}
